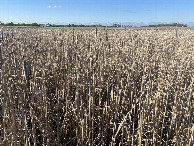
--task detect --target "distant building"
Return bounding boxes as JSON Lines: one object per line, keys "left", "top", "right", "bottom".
{"left": 113, "top": 24, "right": 121, "bottom": 27}
{"left": 122, "top": 25, "right": 132, "bottom": 27}
{"left": 40, "top": 23, "right": 52, "bottom": 27}
{"left": 46, "top": 23, "right": 51, "bottom": 27}
{"left": 40, "top": 24, "right": 45, "bottom": 27}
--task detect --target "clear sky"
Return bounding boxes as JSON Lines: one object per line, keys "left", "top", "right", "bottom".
{"left": 0, "top": 0, "right": 193, "bottom": 26}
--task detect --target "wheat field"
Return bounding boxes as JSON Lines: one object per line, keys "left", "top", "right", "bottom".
{"left": 0, "top": 27, "right": 193, "bottom": 145}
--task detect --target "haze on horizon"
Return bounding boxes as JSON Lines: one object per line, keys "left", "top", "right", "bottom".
{"left": 0, "top": 0, "right": 194, "bottom": 26}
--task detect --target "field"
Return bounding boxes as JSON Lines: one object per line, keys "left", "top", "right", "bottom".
{"left": 0, "top": 27, "right": 193, "bottom": 145}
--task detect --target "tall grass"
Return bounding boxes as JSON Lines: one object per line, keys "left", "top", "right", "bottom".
{"left": 0, "top": 27, "right": 193, "bottom": 145}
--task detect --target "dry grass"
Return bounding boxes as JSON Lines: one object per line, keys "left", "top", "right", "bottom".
{"left": 0, "top": 27, "right": 193, "bottom": 145}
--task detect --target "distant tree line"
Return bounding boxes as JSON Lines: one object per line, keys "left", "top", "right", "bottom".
{"left": 0, "top": 21, "right": 106, "bottom": 27}
{"left": 143, "top": 23, "right": 187, "bottom": 27}
{"left": 52, "top": 24, "right": 104, "bottom": 27}
{"left": 0, "top": 22, "right": 130, "bottom": 27}
{"left": 0, "top": 22, "right": 40, "bottom": 27}
{"left": 0, "top": 21, "right": 188, "bottom": 28}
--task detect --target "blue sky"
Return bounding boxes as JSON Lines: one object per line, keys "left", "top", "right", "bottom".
{"left": 0, "top": 0, "right": 193, "bottom": 26}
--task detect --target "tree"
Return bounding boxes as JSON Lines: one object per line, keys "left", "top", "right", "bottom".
{"left": 0, "top": 21, "right": 4, "bottom": 26}
{"left": 6, "top": 22, "right": 14, "bottom": 26}
{"left": 31, "top": 23, "right": 39, "bottom": 26}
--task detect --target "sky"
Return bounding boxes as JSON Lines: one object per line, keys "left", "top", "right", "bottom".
{"left": 0, "top": 0, "right": 194, "bottom": 26}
